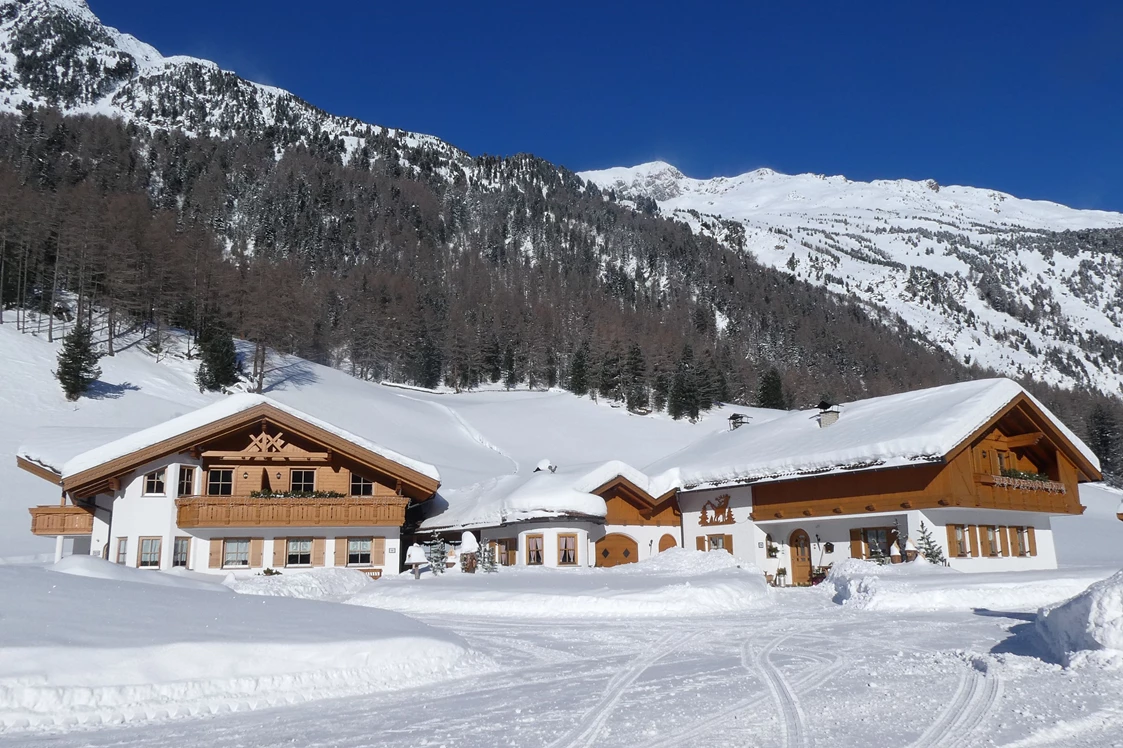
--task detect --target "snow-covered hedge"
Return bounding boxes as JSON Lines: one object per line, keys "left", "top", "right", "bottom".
{"left": 1036, "top": 569, "right": 1123, "bottom": 667}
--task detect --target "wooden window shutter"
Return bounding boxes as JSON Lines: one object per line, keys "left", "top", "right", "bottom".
{"left": 273, "top": 537, "right": 287, "bottom": 567}
{"left": 724, "top": 534, "right": 734, "bottom": 555}
{"left": 312, "top": 538, "right": 326, "bottom": 566}
{"left": 968, "top": 526, "right": 980, "bottom": 557}
{"left": 945, "top": 525, "right": 957, "bottom": 557}
{"left": 852, "top": 528, "right": 866, "bottom": 559}
{"left": 334, "top": 538, "right": 347, "bottom": 566}
{"left": 696, "top": 536, "right": 706, "bottom": 551}
{"left": 979, "top": 528, "right": 991, "bottom": 557}
{"left": 372, "top": 537, "right": 386, "bottom": 565}
{"left": 1006, "top": 526, "right": 1017, "bottom": 556}
{"left": 1027, "top": 526, "right": 1037, "bottom": 556}
{"left": 209, "top": 538, "right": 223, "bottom": 568}
{"left": 999, "top": 526, "right": 1010, "bottom": 556}
{"left": 249, "top": 538, "right": 264, "bottom": 568}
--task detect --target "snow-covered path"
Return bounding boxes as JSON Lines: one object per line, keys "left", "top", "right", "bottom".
{"left": 8, "top": 590, "right": 1121, "bottom": 748}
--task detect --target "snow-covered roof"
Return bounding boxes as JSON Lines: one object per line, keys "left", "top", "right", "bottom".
{"left": 644, "top": 378, "right": 1100, "bottom": 490}
{"left": 418, "top": 460, "right": 666, "bottom": 531}
{"left": 20, "top": 394, "right": 439, "bottom": 483}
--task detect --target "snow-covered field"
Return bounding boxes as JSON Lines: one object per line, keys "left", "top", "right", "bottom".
{"left": 3, "top": 315, "right": 1123, "bottom": 745}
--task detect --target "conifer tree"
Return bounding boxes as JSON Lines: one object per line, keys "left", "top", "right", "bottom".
{"left": 623, "top": 342, "right": 648, "bottom": 412}
{"left": 56, "top": 322, "right": 101, "bottom": 401}
{"left": 598, "top": 342, "right": 622, "bottom": 401}
{"left": 196, "top": 326, "right": 239, "bottom": 391}
{"left": 758, "top": 368, "right": 786, "bottom": 410}
{"left": 669, "top": 344, "right": 699, "bottom": 421}
{"left": 915, "top": 522, "right": 946, "bottom": 565}
{"left": 569, "top": 342, "right": 590, "bottom": 396}
{"left": 1087, "top": 404, "right": 1121, "bottom": 481}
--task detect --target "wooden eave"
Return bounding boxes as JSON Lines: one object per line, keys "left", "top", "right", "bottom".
{"left": 591, "top": 475, "right": 660, "bottom": 505}
{"left": 62, "top": 403, "right": 440, "bottom": 501}
{"left": 942, "top": 393, "right": 1103, "bottom": 482}
{"left": 16, "top": 456, "right": 62, "bottom": 486}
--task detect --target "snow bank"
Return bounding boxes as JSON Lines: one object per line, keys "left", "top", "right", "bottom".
{"left": 0, "top": 565, "right": 477, "bottom": 734}
{"left": 1036, "top": 570, "right": 1123, "bottom": 667}
{"left": 349, "top": 549, "right": 770, "bottom": 618}
{"left": 224, "top": 567, "right": 373, "bottom": 601}
{"left": 50, "top": 555, "right": 226, "bottom": 592}
{"left": 824, "top": 558, "right": 1111, "bottom": 613}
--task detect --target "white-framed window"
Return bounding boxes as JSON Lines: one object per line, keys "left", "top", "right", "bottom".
{"left": 115, "top": 537, "right": 128, "bottom": 565}
{"left": 350, "top": 474, "right": 373, "bottom": 496}
{"left": 286, "top": 538, "right": 312, "bottom": 566}
{"left": 208, "top": 469, "right": 233, "bottom": 496}
{"left": 143, "top": 469, "right": 166, "bottom": 496}
{"left": 291, "top": 470, "right": 315, "bottom": 493}
{"left": 138, "top": 537, "right": 162, "bottom": 568}
{"left": 177, "top": 466, "right": 195, "bottom": 497}
{"left": 223, "top": 538, "right": 250, "bottom": 567}
{"left": 347, "top": 538, "right": 372, "bottom": 565}
{"left": 172, "top": 537, "right": 190, "bottom": 567}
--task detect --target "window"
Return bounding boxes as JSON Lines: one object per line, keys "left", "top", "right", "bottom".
{"left": 348, "top": 538, "right": 372, "bottom": 565}
{"left": 208, "top": 469, "right": 233, "bottom": 496}
{"left": 997, "top": 451, "right": 1009, "bottom": 472}
{"left": 863, "top": 528, "right": 891, "bottom": 558}
{"left": 223, "top": 538, "right": 250, "bottom": 567}
{"left": 115, "top": 537, "right": 128, "bottom": 565}
{"left": 951, "top": 525, "right": 968, "bottom": 557}
{"left": 144, "top": 469, "right": 166, "bottom": 495}
{"left": 138, "top": 538, "right": 162, "bottom": 568}
{"left": 526, "top": 534, "right": 544, "bottom": 565}
{"left": 172, "top": 537, "right": 190, "bottom": 567}
{"left": 286, "top": 538, "right": 312, "bottom": 566}
{"left": 708, "top": 534, "right": 725, "bottom": 551}
{"left": 983, "top": 526, "right": 999, "bottom": 557}
{"left": 497, "top": 538, "right": 517, "bottom": 566}
{"left": 291, "top": 470, "right": 315, "bottom": 493}
{"left": 1013, "top": 527, "right": 1029, "bottom": 556}
{"left": 558, "top": 534, "right": 577, "bottom": 566}
{"left": 177, "top": 466, "right": 195, "bottom": 497}
{"left": 350, "top": 474, "right": 374, "bottom": 496}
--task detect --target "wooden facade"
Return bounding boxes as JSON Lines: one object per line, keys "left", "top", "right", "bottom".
{"left": 176, "top": 496, "right": 408, "bottom": 528}
{"left": 595, "top": 476, "right": 680, "bottom": 526}
{"left": 751, "top": 395, "right": 1097, "bottom": 522}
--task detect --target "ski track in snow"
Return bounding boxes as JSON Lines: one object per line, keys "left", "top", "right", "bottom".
{"left": 906, "top": 659, "right": 1001, "bottom": 748}
{"left": 753, "top": 634, "right": 811, "bottom": 748}
{"left": 400, "top": 393, "right": 522, "bottom": 476}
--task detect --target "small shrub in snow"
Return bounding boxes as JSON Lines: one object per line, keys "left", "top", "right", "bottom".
{"left": 915, "top": 522, "right": 946, "bottom": 565}
{"left": 261, "top": 568, "right": 282, "bottom": 576}
{"left": 426, "top": 537, "right": 448, "bottom": 575}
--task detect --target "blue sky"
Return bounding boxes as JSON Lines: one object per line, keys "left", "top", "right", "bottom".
{"left": 89, "top": 0, "right": 1123, "bottom": 211}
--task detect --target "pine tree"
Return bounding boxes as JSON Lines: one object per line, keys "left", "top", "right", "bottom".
{"left": 598, "top": 342, "right": 622, "bottom": 401}
{"left": 758, "top": 368, "right": 786, "bottom": 410}
{"left": 668, "top": 344, "right": 700, "bottom": 421}
{"left": 569, "top": 342, "right": 590, "bottom": 396}
{"left": 56, "top": 322, "right": 101, "bottom": 401}
{"left": 623, "top": 342, "right": 648, "bottom": 412}
{"left": 915, "top": 522, "right": 946, "bottom": 565}
{"left": 1087, "top": 404, "right": 1122, "bottom": 481}
{"left": 426, "top": 536, "right": 448, "bottom": 575}
{"left": 477, "top": 540, "right": 498, "bottom": 573}
{"left": 196, "top": 327, "right": 239, "bottom": 391}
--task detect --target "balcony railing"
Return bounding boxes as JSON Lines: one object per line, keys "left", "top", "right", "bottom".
{"left": 974, "top": 473, "right": 1074, "bottom": 513}
{"left": 175, "top": 496, "right": 408, "bottom": 528}
{"left": 29, "top": 505, "right": 94, "bottom": 536}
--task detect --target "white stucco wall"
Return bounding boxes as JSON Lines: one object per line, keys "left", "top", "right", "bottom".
{"left": 919, "top": 509, "right": 1057, "bottom": 571}
{"left": 678, "top": 486, "right": 757, "bottom": 566}
{"left": 480, "top": 521, "right": 599, "bottom": 568}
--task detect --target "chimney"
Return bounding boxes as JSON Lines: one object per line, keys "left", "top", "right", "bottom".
{"left": 817, "top": 401, "right": 840, "bottom": 428}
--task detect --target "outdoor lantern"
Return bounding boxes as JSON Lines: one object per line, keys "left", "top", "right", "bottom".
{"left": 242, "top": 471, "right": 248, "bottom": 480}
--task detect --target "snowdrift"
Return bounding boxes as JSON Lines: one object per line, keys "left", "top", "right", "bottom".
{"left": 0, "top": 564, "right": 478, "bottom": 734}
{"left": 224, "top": 567, "right": 374, "bottom": 601}
{"left": 50, "top": 555, "right": 226, "bottom": 592}
{"left": 824, "top": 558, "right": 1112, "bottom": 613}
{"left": 1036, "top": 569, "right": 1123, "bottom": 667}
{"left": 349, "top": 549, "right": 771, "bottom": 618}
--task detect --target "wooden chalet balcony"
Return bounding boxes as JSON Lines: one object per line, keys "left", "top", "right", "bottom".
{"left": 29, "top": 505, "right": 94, "bottom": 536}
{"left": 974, "top": 473, "right": 1075, "bottom": 513}
{"left": 175, "top": 496, "right": 409, "bottom": 528}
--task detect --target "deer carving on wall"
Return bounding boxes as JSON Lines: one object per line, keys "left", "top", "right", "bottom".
{"left": 699, "top": 494, "right": 734, "bottom": 526}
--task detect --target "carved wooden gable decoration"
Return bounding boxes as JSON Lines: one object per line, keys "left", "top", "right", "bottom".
{"left": 699, "top": 494, "right": 735, "bottom": 526}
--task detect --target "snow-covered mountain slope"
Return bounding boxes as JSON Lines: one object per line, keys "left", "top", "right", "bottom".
{"left": 581, "top": 162, "right": 1123, "bottom": 395}
{"left": 0, "top": 315, "right": 747, "bottom": 560}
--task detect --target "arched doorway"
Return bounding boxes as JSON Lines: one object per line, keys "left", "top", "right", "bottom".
{"left": 658, "top": 534, "right": 677, "bottom": 552}
{"left": 789, "top": 529, "right": 812, "bottom": 586}
{"left": 596, "top": 533, "right": 639, "bottom": 567}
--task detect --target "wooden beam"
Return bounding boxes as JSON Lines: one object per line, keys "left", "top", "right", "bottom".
{"left": 16, "top": 456, "right": 62, "bottom": 485}
{"left": 201, "top": 450, "right": 331, "bottom": 461}
{"left": 1006, "top": 432, "right": 1045, "bottom": 449}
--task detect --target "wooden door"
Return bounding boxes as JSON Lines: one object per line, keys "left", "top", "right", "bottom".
{"left": 596, "top": 533, "right": 638, "bottom": 567}
{"left": 790, "top": 529, "right": 812, "bottom": 585}
{"left": 658, "top": 534, "right": 677, "bottom": 552}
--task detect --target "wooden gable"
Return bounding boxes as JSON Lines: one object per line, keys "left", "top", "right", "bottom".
{"left": 592, "top": 476, "right": 680, "bottom": 527}
{"left": 60, "top": 403, "right": 439, "bottom": 501}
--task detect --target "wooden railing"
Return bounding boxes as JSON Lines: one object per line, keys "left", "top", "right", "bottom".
{"left": 974, "top": 473, "right": 1076, "bottom": 513}
{"left": 29, "top": 505, "right": 94, "bottom": 536}
{"left": 175, "top": 496, "right": 408, "bottom": 528}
